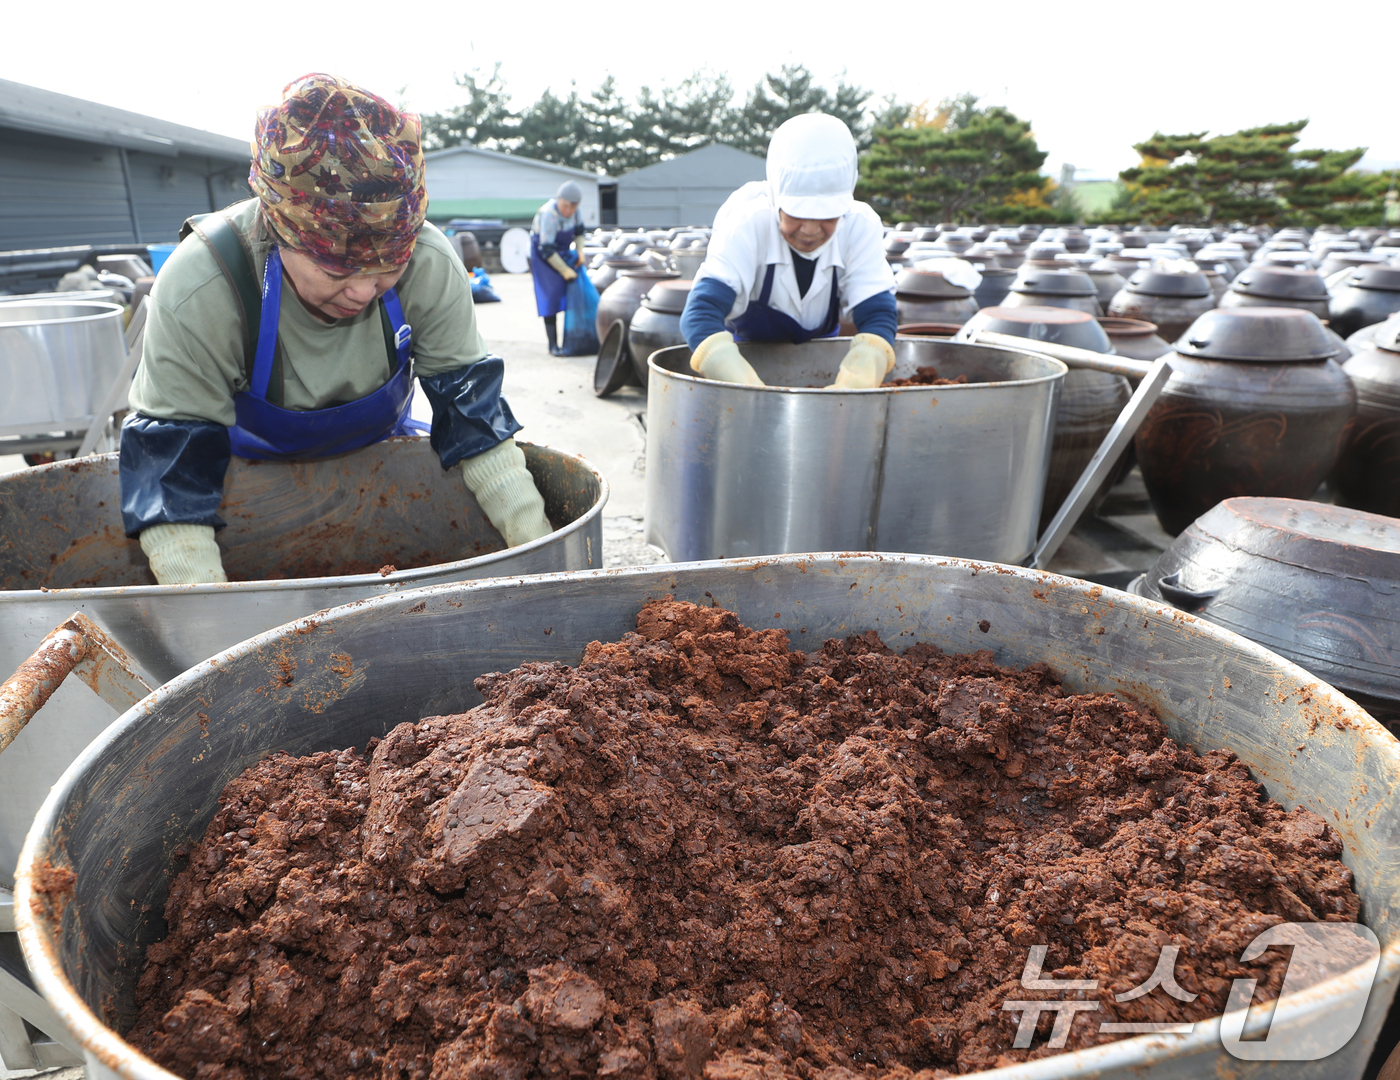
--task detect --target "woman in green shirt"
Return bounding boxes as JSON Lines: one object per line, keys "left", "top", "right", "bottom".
{"left": 120, "top": 74, "right": 551, "bottom": 584}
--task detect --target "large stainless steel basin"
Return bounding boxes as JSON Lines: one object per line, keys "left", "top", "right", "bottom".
{"left": 0, "top": 301, "right": 128, "bottom": 431}
{"left": 0, "top": 438, "right": 606, "bottom": 883}
{"left": 645, "top": 339, "right": 1064, "bottom": 563}
{"left": 14, "top": 555, "right": 1400, "bottom": 1079}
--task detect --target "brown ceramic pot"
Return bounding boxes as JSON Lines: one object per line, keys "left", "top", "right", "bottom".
{"left": 1002, "top": 268, "right": 1102, "bottom": 316}
{"left": 1328, "top": 265, "right": 1400, "bottom": 339}
{"left": 895, "top": 323, "right": 964, "bottom": 337}
{"left": 896, "top": 295, "right": 979, "bottom": 324}
{"left": 895, "top": 267, "right": 978, "bottom": 324}
{"left": 627, "top": 280, "right": 693, "bottom": 385}
{"left": 1220, "top": 266, "right": 1331, "bottom": 319}
{"left": 1108, "top": 268, "right": 1215, "bottom": 344}
{"left": 596, "top": 268, "right": 680, "bottom": 351}
{"left": 451, "top": 232, "right": 483, "bottom": 270}
{"left": 1097, "top": 317, "right": 1170, "bottom": 362}
{"left": 957, "top": 306, "right": 1129, "bottom": 527}
{"left": 1135, "top": 308, "right": 1357, "bottom": 535}
{"left": 1330, "top": 321, "right": 1400, "bottom": 516}
{"left": 1086, "top": 262, "right": 1128, "bottom": 313}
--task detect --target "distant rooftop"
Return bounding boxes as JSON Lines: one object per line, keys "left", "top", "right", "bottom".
{"left": 616, "top": 143, "right": 766, "bottom": 188}
{"left": 425, "top": 143, "right": 608, "bottom": 181}
{"left": 0, "top": 78, "right": 250, "bottom": 160}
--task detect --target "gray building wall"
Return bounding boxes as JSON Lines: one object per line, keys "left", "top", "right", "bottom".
{"left": 616, "top": 144, "right": 767, "bottom": 228}
{"left": 0, "top": 125, "right": 250, "bottom": 249}
{"left": 423, "top": 147, "right": 602, "bottom": 226}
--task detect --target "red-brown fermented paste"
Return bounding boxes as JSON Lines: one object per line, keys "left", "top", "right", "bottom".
{"left": 131, "top": 600, "right": 1361, "bottom": 1078}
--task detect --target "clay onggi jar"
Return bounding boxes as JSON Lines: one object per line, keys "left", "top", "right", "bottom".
{"left": 1098, "top": 317, "right": 1170, "bottom": 362}
{"left": 1330, "top": 320, "right": 1400, "bottom": 517}
{"left": 894, "top": 266, "right": 979, "bottom": 325}
{"left": 595, "top": 268, "right": 680, "bottom": 352}
{"left": 627, "top": 279, "right": 693, "bottom": 385}
{"left": 1108, "top": 268, "right": 1215, "bottom": 344}
{"left": 956, "top": 306, "right": 1130, "bottom": 528}
{"left": 1135, "top": 307, "right": 1357, "bottom": 535}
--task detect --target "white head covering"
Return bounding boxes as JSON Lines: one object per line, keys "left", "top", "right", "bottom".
{"left": 766, "top": 113, "right": 857, "bottom": 220}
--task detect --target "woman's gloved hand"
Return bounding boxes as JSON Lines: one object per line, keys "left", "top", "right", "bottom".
{"left": 690, "top": 331, "right": 765, "bottom": 386}
{"left": 139, "top": 523, "right": 228, "bottom": 585}
{"left": 546, "top": 252, "right": 578, "bottom": 282}
{"left": 829, "top": 333, "right": 896, "bottom": 389}
{"left": 459, "top": 437, "right": 554, "bottom": 547}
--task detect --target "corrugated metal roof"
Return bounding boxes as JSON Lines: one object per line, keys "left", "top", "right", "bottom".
{"left": 616, "top": 144, "right": 766, "bottom": 189}
{"left": 0, "top": 78, "right": 250, "bottom": 160}
{"left": 424, "top": 144, "right": 608, "bottom": 181}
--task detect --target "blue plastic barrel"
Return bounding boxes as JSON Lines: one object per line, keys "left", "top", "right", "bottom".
{"left": 147, "top": 243, "right": 178, "bottom": 274}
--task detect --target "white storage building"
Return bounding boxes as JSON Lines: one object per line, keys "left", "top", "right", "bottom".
{"left": 423, "top": 146, "right": 604, "bottom": 227}
{"left": 615, "top": 144, "right": 767, "bottom": 228}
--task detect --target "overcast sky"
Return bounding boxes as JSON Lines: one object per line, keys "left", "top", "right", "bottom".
{"left": 8, "top": 0, "right": 1397, "bottom": 179}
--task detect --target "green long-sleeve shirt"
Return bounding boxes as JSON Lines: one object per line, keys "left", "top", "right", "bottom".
{"left": 129, "top": 198, "right": 486, "bottom": 425}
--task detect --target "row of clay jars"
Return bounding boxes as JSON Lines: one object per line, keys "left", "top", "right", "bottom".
{"left": 1134, "top": 307, "right": 1356, "bottom": 535}
{"left": 956, "top": 305, "right": 1131, "bottom": 530}
{"left": 1331, "top": 320, "right": 1400, "bottom": 516}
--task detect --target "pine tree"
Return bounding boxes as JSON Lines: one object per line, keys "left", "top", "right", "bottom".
{"left": 857, "top": 100, "right": 1053, "bottom": 224}
{"left": 730, "top": 65, "right": 871, "bottom": 156}
{"left": 506, "top": 89, "right": 590, "bottom": 169}
{"left": 629, "top": 72, "right": 738, "bottom": 167}
{"left": 1120, "top": 121, "right": 1378, "bottom": 227}
{"left": 419, "top": 65, "right": 513, "bottom": 151}
{"left": 578, "top": 76, "right": 635, "bottom": 176}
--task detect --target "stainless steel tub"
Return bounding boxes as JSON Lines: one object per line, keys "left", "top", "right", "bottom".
{"left": 14, "top": 554, "right": 1400, "bottom": 1079}
{"left": 645, "top": 339, "right": 1064, "bottom": 563}
{"left": 0, "top": 301, "right": 128, "bottom": 432}
{"left": 0, "top": 438, "right": 606, "bottom": 883}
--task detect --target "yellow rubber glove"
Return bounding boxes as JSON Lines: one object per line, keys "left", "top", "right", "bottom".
{"left": 830, "top": 333, "right": 897, "bottom": 389}
{"left": 459, "top": 438, "right": 554, "bottom": 547}
{"left": 139, "top": 523, "right": 227, "bottom": 585}
{"left": 689, "top": 331, "right": 764, "bottom": 386}
{"left": 546, "top": 252, "right": 578, "bottom": 282}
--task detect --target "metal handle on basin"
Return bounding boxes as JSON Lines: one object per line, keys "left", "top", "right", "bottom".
{"left": 0, "top": 612, "right": 154, "bottom": 756}
{"left": 967, "top": 330, "right": 1156, "bottom": 379}
{"left": 1025, "top": 355, "right": 1174, "bottom": 570}
{"left": 1156, "top": 572, "right": 1219, "bottom": 613}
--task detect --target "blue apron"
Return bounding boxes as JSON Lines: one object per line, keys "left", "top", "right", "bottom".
{"left": 728, "top": 263, "right": 842, "bottom": 344}
{"left": 229, "top": 247, "right": 427, "bottom": 461}
{"left": 529, "top": 223, "right": 579, "bottom": 318}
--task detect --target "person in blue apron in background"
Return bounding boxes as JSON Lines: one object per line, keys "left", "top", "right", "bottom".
{"left": 529, "top": 182, "right": 588, "bottom": 355}
{"left": 119, "top": 74, "right": 552, "bottom": 586}
{"left": 679, "top": 113, "right": 898, "bottom": 388}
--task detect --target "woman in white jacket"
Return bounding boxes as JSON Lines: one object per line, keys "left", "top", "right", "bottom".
{"left": 678, "top": 113, "right": 898, "bottom": 389}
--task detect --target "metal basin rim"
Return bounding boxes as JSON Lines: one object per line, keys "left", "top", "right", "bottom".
{"left": 13, "top": 552, "right": 1400, "bottom": 1080}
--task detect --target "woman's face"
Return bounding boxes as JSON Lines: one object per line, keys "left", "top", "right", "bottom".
{"left": 556, "top": 199, "right": 579, "bottom": 217}
{"left": 779, "top": 211, "right": 840, "bottom": 254}
{"left": 280, "top": 246, "right": 409, "bottom": 323}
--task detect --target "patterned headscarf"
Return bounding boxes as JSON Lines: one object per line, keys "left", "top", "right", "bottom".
{"left": 249, "top": 74, "right": 426, "bottom": 272}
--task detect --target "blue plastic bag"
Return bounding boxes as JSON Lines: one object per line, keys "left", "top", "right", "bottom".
{"left": 561, "top": 267, "right": 600, "bottom": 356}
{"left": 470, "top": 266, "right": 500, "bottom": 304}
